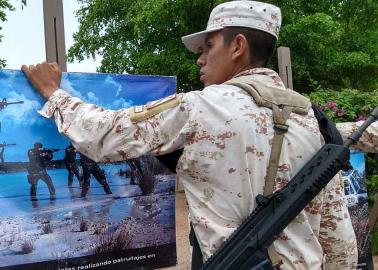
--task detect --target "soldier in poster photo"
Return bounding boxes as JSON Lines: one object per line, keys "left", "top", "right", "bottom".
{"left": 27, "top": 142, "right": 56, "bottom": 201}
{"left": 63, "top": 143, "right": 82, "bottom": 187}
{"left": 79, "top": 152, "right": 112, "bottom": 197}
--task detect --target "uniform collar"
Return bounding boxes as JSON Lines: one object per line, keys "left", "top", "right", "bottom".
{"left": 233, "top": 68, "right": 286, "bottom": 89}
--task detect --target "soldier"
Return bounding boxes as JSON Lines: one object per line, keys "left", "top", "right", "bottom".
{"left": 126, "top": 158, "right": 143, "bottom": 185}
{"left": 79, "top": 153, "right": 112, "bottom": 197}
{"left": 63, "top": 143, "right": 82, "bottom": 187}
{"left": 0, "top": 144, "right": 4, "bottom": 164}
{"left": 27, "top": 142, "right": 56, "bottom": 201}
{"left": 22, "top": 1, "right": 378, "bottom": 269}
{"left": 0, "top": 98, "right": 7, "bottom": 111}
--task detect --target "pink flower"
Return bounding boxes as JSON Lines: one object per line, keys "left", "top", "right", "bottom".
{"left": 332, "top": 106, "right": 338, "bottom": 113}
{"left": 337, "top": 109, "right": 345, "bottom": 117}
{"left": 326, "top": 101, "right": 336, "bottom": 108}
{"left": 356, "top": 115, "right": 365, "bottom": 121}
{"left": 319, "top": 105, "right": 325, "bottom": 110}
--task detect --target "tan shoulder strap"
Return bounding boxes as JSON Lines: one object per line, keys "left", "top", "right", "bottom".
{"left": 225, "top": 76, "right": 312, "bottom": 266}
{"left": 225, "top": 76, "right": 311, "bottom": 115}
{"left": 264, "top": 104, "right": 292, "bottom": 195}
{"left": 225, "top": 76, "right": 311, "bottom": 195}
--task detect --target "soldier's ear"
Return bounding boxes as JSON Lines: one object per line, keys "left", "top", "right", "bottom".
{"left": 231, "top": 34, "right": 249, "bottom": 61}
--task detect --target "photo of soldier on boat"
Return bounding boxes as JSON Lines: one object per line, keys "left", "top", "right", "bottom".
{"left": 0, "top": 69, "right": 177, "bottom": 270}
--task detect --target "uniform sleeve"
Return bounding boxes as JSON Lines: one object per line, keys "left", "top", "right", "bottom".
{"left": 337, "top": 121, "right": 378, "bottom": 153}
{"left": 38, "top": 89, "right": 192, "bottom": 162}
{"left": 319, "top": 173, "right": 358, "bottom": 269}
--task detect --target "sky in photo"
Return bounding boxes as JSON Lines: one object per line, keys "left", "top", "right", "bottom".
{"left": 0, "top": 70, "right": 176, "bottom": 162}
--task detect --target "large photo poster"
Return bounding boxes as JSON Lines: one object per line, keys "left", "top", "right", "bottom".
{"left": 343, "top": 151, "right": 373, "bottom": 270}
{"left": 0, "top": 70, "right": 177, "bottom": 270}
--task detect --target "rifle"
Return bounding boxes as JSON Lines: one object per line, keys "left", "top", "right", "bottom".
{"left": 0, "top": 143, "right": 16, "bottom": 147}
{"left": 50, "top": 148, "right": 64, "bottom": 152}
{"left": 3, "top": 101, "right": 24, "bottom": 105}
{"left": 0, "top": 99, "right": 24, "bottom": 110}
{"left": 202, "top": 106, "right": 378, "bottom": 270}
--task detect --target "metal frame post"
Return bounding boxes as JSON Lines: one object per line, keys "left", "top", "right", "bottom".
{"left": 277, "top": 47, "right": 293, "bottom": 89}
{"left": 43, "top": 0, "right": 67, "bottom": 71}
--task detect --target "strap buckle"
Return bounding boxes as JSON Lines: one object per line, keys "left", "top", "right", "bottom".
{"left": 274, "top": 123, "right": 289, "bottom": 133}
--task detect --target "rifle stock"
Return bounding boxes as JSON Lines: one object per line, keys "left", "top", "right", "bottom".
{"left": 202, "top": 106, "right": 378, "bottom": 270}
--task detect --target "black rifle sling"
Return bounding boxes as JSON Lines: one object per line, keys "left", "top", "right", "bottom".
{"left": 312, "top": 104, "right": 343, "bottom": 145}
{"left": 156, "top": 148, "right": 183, "bottom": 173}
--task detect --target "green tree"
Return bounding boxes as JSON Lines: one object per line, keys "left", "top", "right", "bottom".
{"left": 69, "top": 0, "right": 377, "bottom": 93}
{"left": 69, "top": 0, "right": 225, "bottom": 91}
{"left": 0, "top": 0, "right": 26, "bottom": 68}
{"left": 268, "top": 0, "right": 378, "bottom": 92}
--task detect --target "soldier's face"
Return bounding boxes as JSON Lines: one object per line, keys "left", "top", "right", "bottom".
{"left": 196, "top": 31, "right": 235, "bottom": 87}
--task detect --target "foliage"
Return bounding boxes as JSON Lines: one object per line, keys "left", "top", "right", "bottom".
{"left": 310, "top": 88, "right": 378, "bottom": 254}
{"left": 41, "top": 223, "right": 53, "bottom": 234}
{"left": 69, "top": 0, "right": 222, "bottom": 91}
{"left": 69, "top": 0, "right": 377, "bottom": 92}
{"left": 79, "top": 218, "right": 88, "bottom": 232}
{"left": 93, "top": 219, "right": 133, "bottom": 254}
{"left": 20, "top": 238, "right": 34, "bottom": 254}
{"left": 372, "top": 223, "right": 378, "bottom": 254}
{"left": 308, "top": 88, "right": 378, "bottom": 122}
{"left": 268, "top": 0, "right": 378, "bottom": 92}
{"left": 0, "top": 0, "right": 26, "bottom": 67}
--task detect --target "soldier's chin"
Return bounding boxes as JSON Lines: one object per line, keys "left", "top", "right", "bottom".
{"left": 200, "top": 75, "right": 208, "bottom": 86}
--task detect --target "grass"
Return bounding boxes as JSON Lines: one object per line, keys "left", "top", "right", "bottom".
{"left": 41, "top": 223, "right": 53, "bottom": 234}
{"left": 20, "top": 239, "right": 34, "bottom": 254}
{"left": 93, "top": 221, "right": 133, "bottom": 254}
{"left": 80, "top": 219, "right": 89, "bottom": 232}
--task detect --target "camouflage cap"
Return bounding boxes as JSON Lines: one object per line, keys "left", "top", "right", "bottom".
{"left": 182, "top": 1, "right": 282, "bottom": 53}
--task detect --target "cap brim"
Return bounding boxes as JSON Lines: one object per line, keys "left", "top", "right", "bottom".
{"left": 181, "top": 27, "right": 224, "bottom": 53}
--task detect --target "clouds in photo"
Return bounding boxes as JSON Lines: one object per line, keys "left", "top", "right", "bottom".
{"left": 104, "top": 75, "right": 122, "bottom": 97}
{"left": 60, "top": 77, "right": 84, "bottom": 100}
{"left": 112, "top": 98, "right": 133, "bottom": 109}
{"left": 0, "top": 91, "right": 40, "bottom": 126}
{"left": 87, "top": 91, "right": 100, "bottom": 103}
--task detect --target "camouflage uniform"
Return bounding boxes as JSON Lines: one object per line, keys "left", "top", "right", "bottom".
{"left": 39, "top": 68, "right": 378, "bottom": 269}
{"left": 79, "top": 153, "right": 112, "bottom": 197}
{"left": 27, "top": 147, "right": 56, "bottom": 200}
{"left": 64, "top": 144, "right": 82, "bottom": 187}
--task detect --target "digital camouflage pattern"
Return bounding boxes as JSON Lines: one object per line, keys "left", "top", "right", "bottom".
{"left": 38, "top": 68, "right": 378, "bottom": 269}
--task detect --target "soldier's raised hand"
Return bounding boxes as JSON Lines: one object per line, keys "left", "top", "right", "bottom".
{"left": 21, "top": 62, "right": 61, "bottom": 99}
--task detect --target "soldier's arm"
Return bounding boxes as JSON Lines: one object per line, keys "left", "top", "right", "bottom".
{"left": 38, "top": 89, "right": 193, "bottom": 162}
{"left": 336, "top": 121, "right": 378, "bottom": 153}
{"left": 319, "top": 173, "right": 358, "bottom": 269}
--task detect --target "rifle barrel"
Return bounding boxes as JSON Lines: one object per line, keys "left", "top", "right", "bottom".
{"left": 0, "top": 143, "right": 16, "bottom": 147}
{"left": 6, "top": 101, "right": 24, "bottom": 105}
{"left": 345, "top": 106, "right": 378, "bottom": 147}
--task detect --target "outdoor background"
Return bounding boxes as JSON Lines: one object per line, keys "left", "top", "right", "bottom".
{"left": 0, "top": 0, "right": 377, "bottom": 256}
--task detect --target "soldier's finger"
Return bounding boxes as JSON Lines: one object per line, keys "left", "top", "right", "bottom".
{"left": 21, "top": 65, "right": 29, "bottom": 73}
{"left": 21, "top": 65, "right": 31, "bottom": 76}
{"left": 50, "top": 62, "right": 59, "bottom": 71}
